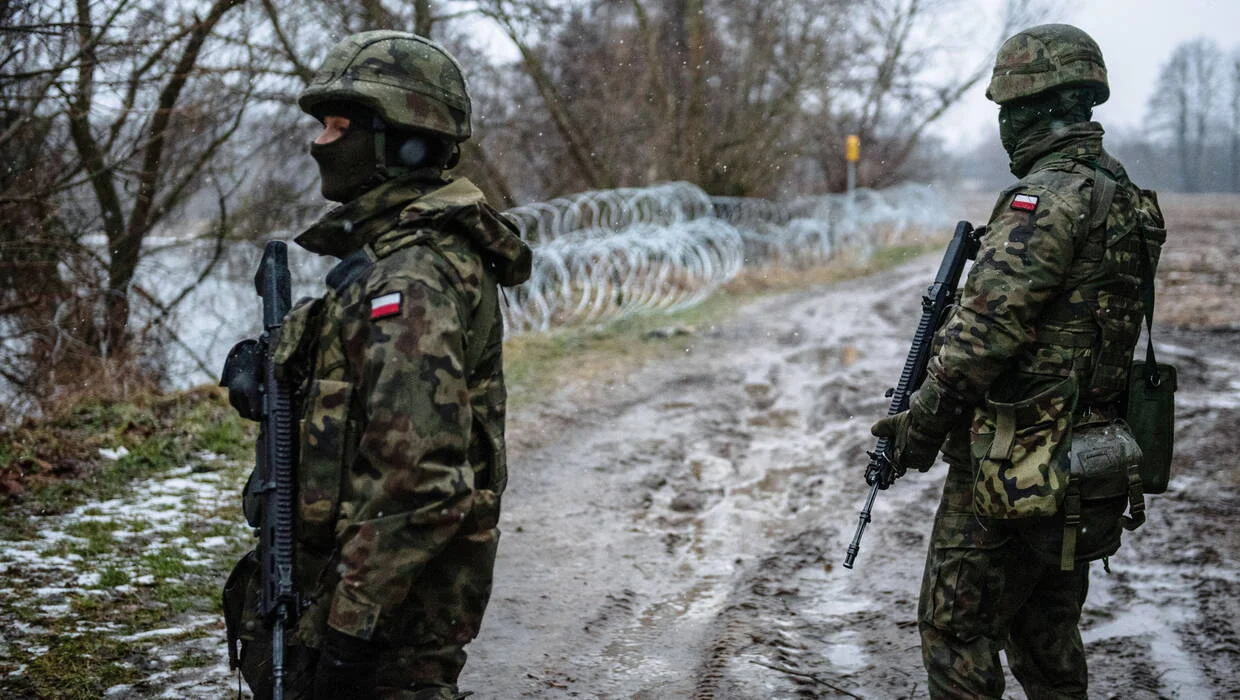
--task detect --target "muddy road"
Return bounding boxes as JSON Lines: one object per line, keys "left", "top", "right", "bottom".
{"left": 460, "top": 197, "right": 1240, "bottom": 699}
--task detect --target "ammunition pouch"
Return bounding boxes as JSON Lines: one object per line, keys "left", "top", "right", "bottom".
{"left": 222, "top": 549, "right": 262, "bottom": 669}
{"left": 969, "top": 374, "right": 1077, "bottom": 519}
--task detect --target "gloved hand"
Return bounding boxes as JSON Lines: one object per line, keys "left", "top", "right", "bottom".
{"left": 870, "top": 410, "right": 942, "bottom": 474}
{"left": 312, "top": 628, "right": 380, "bottom": 700}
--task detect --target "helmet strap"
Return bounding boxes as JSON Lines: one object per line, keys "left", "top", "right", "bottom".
{"left": 371, "top": 115, "right": 390, "bottom": 180}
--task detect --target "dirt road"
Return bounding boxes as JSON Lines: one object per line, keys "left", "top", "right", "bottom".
{"left": 460, "top": 200, "right": 1240, "bottom": 698}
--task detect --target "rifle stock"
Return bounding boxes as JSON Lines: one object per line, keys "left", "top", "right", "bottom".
{"left": 843, "top": 221, "right": 981, "bottom": 569}
{"left": 255, "top": 241, "right": 298, "bottom": 699}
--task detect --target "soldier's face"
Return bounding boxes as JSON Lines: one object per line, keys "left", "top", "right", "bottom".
{"left": 315, "top": 116, "right": 352, "bottom": 145}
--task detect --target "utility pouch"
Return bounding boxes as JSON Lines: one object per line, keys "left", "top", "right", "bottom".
{"left": 1125, "top": 184, "right": 1175, "bottom": 495}
{"left": 1126, "top": 361, "right": 1177, "bottom": 494}
{"left": 970, "top": 374, "right": 1077, "bottom": 519}
{"left": 1059, "top": 420, "right": 1145, "bottom": 570}
{"left": 1013, "top": 420, "right": 1145, "bottom": 571}
{"left": 222, "top": 549, "right": 262, "bottom": 669}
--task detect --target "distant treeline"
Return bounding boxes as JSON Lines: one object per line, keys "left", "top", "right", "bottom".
{"left": 950, "top": 36, "right": 1240, "bottom": 194}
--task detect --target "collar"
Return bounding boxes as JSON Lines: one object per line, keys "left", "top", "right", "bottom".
{"left": 1010, "top": 121, "right": 1106, "bottom": 177}
{"left": 295, "top": 173, "right": 450, "bottom": 259}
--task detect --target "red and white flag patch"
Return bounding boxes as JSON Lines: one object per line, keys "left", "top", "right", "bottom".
{"left": 1010, "top": 193, "right": 1039, "bottom": 212}
{"left": 369, "top": 292, "right": 402, "bottom": 320}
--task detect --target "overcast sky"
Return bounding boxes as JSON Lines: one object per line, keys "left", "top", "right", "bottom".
{"left": 937, "top": 0, "right": 1240, "bottom": 148}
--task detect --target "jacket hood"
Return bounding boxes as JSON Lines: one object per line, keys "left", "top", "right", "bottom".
{"left": 295, "top": 176, "right": 532, "bottom": 288}
{"left": 399, "top": 178, "right": 532, "bottom": 287}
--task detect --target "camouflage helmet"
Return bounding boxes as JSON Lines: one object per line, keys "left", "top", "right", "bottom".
{"left": 986, "top": 24, "right": 1109, "bottom": 106}
{"left": 299, "top": 30, "right": 472, "bottom": 142}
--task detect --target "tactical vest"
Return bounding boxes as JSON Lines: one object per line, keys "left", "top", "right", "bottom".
{"left": 1016, "top": 152, "right": 1167, "bottom": 569}
{"left": 272, "top": 227, "right": 504, "bottom": 592}
{"left": 1024, "top": 152, "right": 1166, "bottom": 412}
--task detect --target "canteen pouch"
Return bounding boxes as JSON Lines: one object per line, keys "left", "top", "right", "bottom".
{"left": 1014, "top": 420, "right": 1145, "bottom": 570}
{"left": 970, "top": 374, "right": 1077, "bottom": 519}
{"left": 1126, "top": 360, "right": 1176, "bottom": 494}
{"left": 1062, "top": 420, "right": 1145, "bottom": 568}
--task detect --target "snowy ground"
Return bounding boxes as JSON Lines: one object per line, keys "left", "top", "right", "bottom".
{"left": 0, "top": 453, "right": 250, "bottom": 698}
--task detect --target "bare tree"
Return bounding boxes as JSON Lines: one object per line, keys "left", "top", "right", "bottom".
{"left": 1230, "top": 47, "right": 1240, "bottom": 192}
{"left": 1147, "top": 38, "right": 1225, "bottom": 193}
{"left": 0, "top": 0, "right": 256, "bottom": 405}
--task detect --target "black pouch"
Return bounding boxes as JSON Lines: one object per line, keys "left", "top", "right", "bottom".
{"left": 1126, "top": 361, "right": 1176, "bottom": 494}
{"left": 1016, "top": 420, "right": 1145, "bottom": 570}
{"left": 222, "top": 549, "right": 261, "bottom": 669}
{"left": 1062, "top": 420, "right": 1145, "bottom": 568}
{"left": 1124, "top": 188, "right": 1175, "bottom": 495}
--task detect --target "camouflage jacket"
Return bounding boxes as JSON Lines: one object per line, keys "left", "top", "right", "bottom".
{"left": 910, "top": 122, "right": 1164, "bottom": 517}
{"left": 273, "top": 175, "right": 531, "bottom": 645}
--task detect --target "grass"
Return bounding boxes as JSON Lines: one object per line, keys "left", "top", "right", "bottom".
{"left": 0, "top": 386, "right": 254, "bottom": 698}
{"left": 0, "top": 385, "right": 253, "bottom": 525}
{"left": 15, "top": 635, "right": 144, "bottom": 699}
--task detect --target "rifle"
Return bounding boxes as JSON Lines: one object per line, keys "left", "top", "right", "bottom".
{"left": 254, "top": 241, "right": 299, "bottom": 699}
{"left": 843, "top": 221, "right": 981, "bottom": 569}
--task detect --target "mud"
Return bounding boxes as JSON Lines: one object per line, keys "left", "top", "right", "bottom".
{"left": 459, "top": 195, "right": 1240, "bottom": 699}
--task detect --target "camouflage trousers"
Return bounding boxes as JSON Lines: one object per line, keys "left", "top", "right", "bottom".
{"left": 918, "top": 462, "right": 1090, "bottom": 700}
{"left": 237, "top": 635, "right": 471, "bottom": 700}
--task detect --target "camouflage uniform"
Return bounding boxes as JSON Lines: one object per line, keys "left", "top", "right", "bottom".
{"left": 884, "top": 25, "right": 1165, "bottom": 699}
{"left": 227, "top": 31, "right": 533, "bottom": 700}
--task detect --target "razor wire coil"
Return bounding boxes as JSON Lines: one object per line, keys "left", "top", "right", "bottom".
{"left": 501, "top": 181, "right": 946, "bottom": 334}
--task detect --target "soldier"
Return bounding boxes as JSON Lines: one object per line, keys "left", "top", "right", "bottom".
{"left": 870, "top": 24, "right": 1165, "bottom": 699}
{"left": 225, "top": 30, "right": 532, "bottom": 700}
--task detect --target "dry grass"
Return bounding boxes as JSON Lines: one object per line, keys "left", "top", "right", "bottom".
{"left": 1153, "top": 193, "right": 1240, "bottom": 329}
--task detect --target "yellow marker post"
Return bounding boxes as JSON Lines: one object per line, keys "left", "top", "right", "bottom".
{"left": 846, "top": 134, "right": 860, "bottom": 195}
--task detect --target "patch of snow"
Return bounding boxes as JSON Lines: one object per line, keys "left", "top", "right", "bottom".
{"left": 76, "top": 572, "right": 102, "bottom": 587}
{"left": 98, "top": 446, "right": 131, "bottom": 460}
{"left": 199, "top": 536, "right": 231, "bottom": 550}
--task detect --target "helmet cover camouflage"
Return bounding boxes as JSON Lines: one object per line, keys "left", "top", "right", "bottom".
{"left": 299, "top": 30, "right": 472, "bottom": 142}
{"left": 987, "top": 24, "right": 1109, "bottom": 106}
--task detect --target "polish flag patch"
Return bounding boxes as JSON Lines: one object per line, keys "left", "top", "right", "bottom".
{"left": 1010, "top": 193, "right": 1039, "bottom": 212}
{"left": 369, "top": 292, "right": 402, "bottom": 320}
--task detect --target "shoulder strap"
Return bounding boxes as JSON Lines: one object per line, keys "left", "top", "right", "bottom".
{"left": 1088, "top": 165, "right": 1118, "bottom": 233}
{"left": 1135, "top": 230, "right": 1161, "bottom": 383}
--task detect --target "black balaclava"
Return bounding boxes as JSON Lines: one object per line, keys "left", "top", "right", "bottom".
{"left": 309, "top": 102, "right": 385, "bottom": 203}
{"left": 998, "top": 86, "right": 1097, "bottom": 176}
{"left": 309, "top": 101, "right": 454, "bottom": 203}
